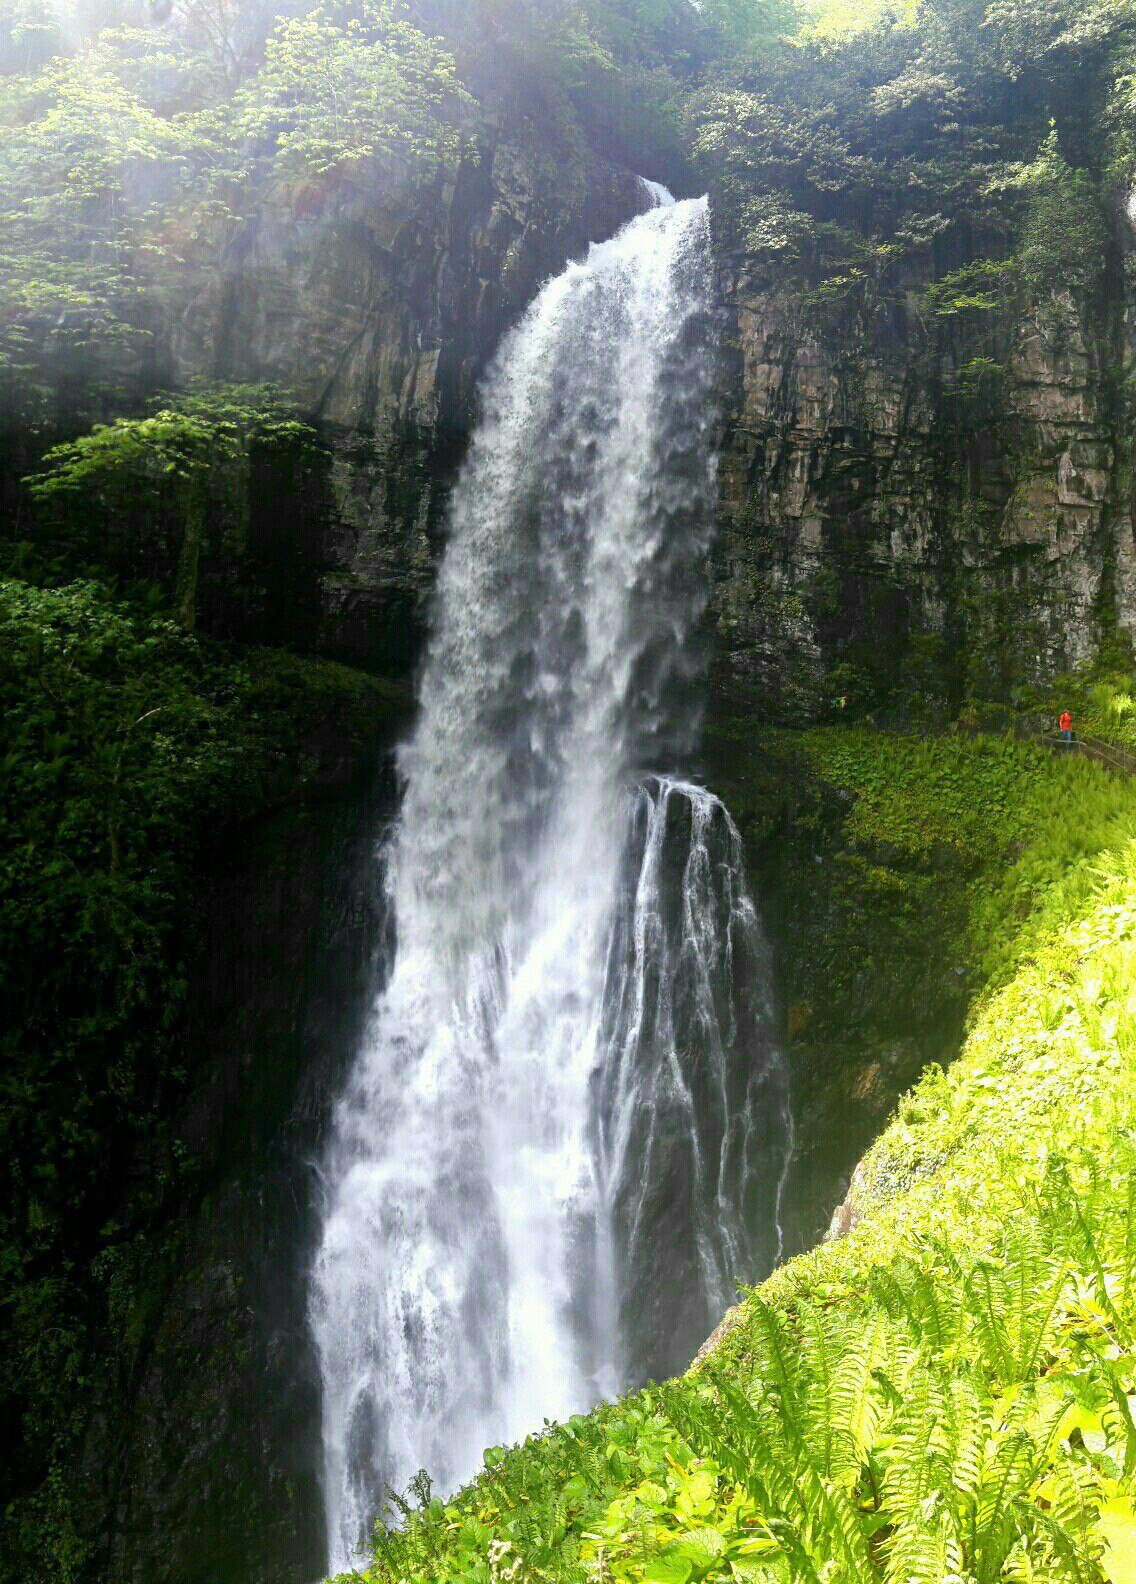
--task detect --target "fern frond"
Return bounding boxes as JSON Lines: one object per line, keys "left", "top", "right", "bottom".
{"left": 829, "top": 1314, "right": 890, "bottom": 1489}
{"left": 745, "top": 1299, "right": 805, "bottom": 1441}
{"left": 948, "top": 1370, "right": 988, "bottom": 1557}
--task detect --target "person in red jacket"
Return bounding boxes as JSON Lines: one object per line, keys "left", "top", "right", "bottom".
{"left": 1059, "top": 709, "right": 1073, "bottom": 747}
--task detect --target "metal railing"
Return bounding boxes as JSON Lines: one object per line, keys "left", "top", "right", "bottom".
{"left": 954, "top": 695, "right": 1136, "bottom": 777}
{"left": 1039, "top": 729, "right": 1136, "bottom": 778}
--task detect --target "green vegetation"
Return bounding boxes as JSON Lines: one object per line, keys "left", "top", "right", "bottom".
{"left": 0, "top": 0, "right": 473, "bottom": 372}
{"left": 0, "top": 575, "right": 407, "bottom": 1579}
{"left": 350, "top": 729, "right": 1136, "bottom": 1584}
{"left": 236, "top": 1, "right": 470, "bottom": 180}
{"left": 783, "top": 730, "right": 1136, "bottom": 991}
{"left": 692, "top": 0, "right": 1133, "bottom": 261}
{"left": 3, "top": 0, "right": 1135, "bottom": 400}
{"left": 0, "top": 0, "right": 788, "bottom": 380}
{"left": 699, "top": 720, "right": 1136, "bottom": 1256}
{"left": 25, "top": 384, "right": 320, "bottom": 629}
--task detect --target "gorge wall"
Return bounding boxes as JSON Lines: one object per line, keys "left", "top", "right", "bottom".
{"left": 67, "top": 163, "right": 1136, "bottom": 718}
{"left": 99, "top": 777, "right": 391, "bottom": 1584}
{"left": 713, "top": 237, "right": 1135, "bottom": 711}
{"left": 12, "top": 133, "right": 1136, "bottom": 715}
{"left": 170, "top": 136, "right": 647, "bottom": 673}
{"left": 2, "top": 135, "right": 646, "bottom": 674}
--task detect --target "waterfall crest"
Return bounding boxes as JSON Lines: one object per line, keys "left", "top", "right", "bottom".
{"left": 310, "top": 192, "right": 789, "bottom": 1574}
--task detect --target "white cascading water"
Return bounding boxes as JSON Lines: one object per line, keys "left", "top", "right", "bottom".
{"left": 595, "top": 777, "right": 791, "bottom": 1389}
{"left": 310, "top": 186, "right": 790, "bottom": 1574}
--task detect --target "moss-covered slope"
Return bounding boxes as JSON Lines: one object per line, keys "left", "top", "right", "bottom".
{"left": 705, "top": 718, "right": 1136, "bottom": 1250}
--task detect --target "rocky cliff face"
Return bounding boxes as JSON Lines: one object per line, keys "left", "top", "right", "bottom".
{"left": 711, "top": 221, "right": 1133, "bottom": 713}
{"left": 168, "top": 137, "right": 646, "bottom": 672}
{"left": 1, "top": 132, "right": 646, "bottom": 677}
{"left": 17, "top": 140, "right": 1132, "bottom": 713}
{"left": 161, "top": 153, "right": 1136, "bottom": 714}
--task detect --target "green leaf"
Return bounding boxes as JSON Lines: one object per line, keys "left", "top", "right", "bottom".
{"left": 668, "top": 1527, "right": 729, "bottom": 1572}
{"left": 1100, "top": 1499, "right": 1136, "bottom": 1584}
{"left": 641, "top": 1556, "right": 693, "bottom": 1584}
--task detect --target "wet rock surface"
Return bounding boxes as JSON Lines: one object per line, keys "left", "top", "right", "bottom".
{"left": 170, "top": 142, "right": 646, "bottom": 674}
{"left": 711, "top": 257, "right": 1133, "bottom": 709}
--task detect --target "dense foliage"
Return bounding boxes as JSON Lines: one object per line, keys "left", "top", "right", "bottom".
{"left": 0, "top": 575, "right": 406, "bottom": 1579}
{"left": 692, "top": 0, "right": 1132, "bottom": 262}
{"left": 2, "top": 0, "right": 1134, "bottom": 389}
{"left": 0, "top": 1, "right": 473, "bottom": 383}
{"left": 3, "top": 0, "right": 1130, "bottom": 470}
{"left": 351, "top": 732, "right": 1136, "bottom": 1583}
{"left": 0, "top": 0, "right": 807, "bottom": 358}
{"left": 24, "top": 384, "right": 320, "bottom": 630}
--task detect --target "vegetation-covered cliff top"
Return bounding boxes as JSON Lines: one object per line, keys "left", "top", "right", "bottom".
{"left": 6, "top": 0, "right": 1135, "bottom": 708}
{"left": 3, "top": 0, "right": 1133, "bottom": 384}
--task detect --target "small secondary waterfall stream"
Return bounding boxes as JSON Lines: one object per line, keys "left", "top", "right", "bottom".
{"left": 310, "top": 189, "right": 790, "bottom": 1573}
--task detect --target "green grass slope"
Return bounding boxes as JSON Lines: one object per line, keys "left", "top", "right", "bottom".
{"left": 350, "top": 730, "right": 1136, "bottom": 1584}
{"left": 706, "top": 723, "right": 1136, "bottom": 1248}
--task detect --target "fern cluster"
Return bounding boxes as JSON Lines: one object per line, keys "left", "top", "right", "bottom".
{"left": 361, "top": 1148, "right": 1136, "bottom": 1584}
{"left": 642, "top": 1156, "right": 1136, "bottom": 1583}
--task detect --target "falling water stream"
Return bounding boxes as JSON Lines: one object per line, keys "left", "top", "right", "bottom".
{"left": 310, "top": 187, "right": 790, "bottom": 1573}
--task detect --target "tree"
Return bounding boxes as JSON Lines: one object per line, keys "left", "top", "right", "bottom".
{"left": 699, "top": 0, "right": 800, "bottom": 55}
{"left": 233, "top": 0, "right": 471, "bottom": 181}
{"left": 27, "top": 387, "right": 317, "bottom": 631}
{"left": 0, "top": 19, "right": 204, "bottom": 381}
{"left": 167, "top": 0, "right": 306, "bottom": 90}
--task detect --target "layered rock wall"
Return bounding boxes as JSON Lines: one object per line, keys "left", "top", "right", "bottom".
{"left": 16, "top": 149, "right": 1135, "bottom": 711}
{"left": 169, "top": 140, "right": 646, "bottom": 671}
{"left": 712, "top": 244, "right": 1131, "bottom": 712}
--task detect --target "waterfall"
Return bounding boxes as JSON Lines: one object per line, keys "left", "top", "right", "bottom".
{"left": 309, "top": 189, "right": 790, "bottom": 1575}
{"left": 595, "top": 778, "right": 790, "bottom": 1389}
